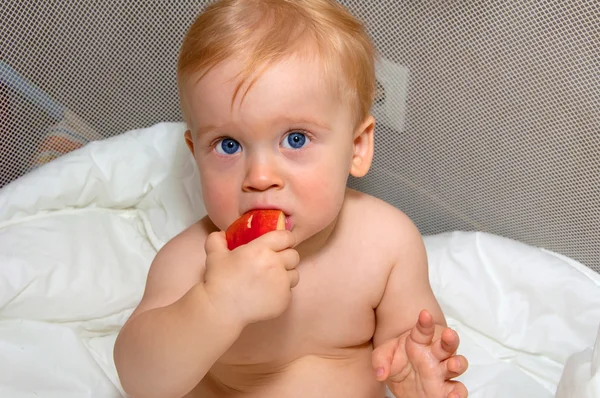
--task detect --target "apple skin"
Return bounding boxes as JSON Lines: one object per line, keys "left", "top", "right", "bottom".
{"left": 225, "top": 209, "right": 285, "bottom": 250}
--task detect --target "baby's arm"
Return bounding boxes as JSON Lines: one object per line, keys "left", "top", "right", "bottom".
{"left": 371, "top": 213, "right": 468, "bottom": 397}
{"left": 372, "top": 214, "right": 445, "bottom": 347}
{"left": 113, "top": 220, "right": 242, "bottom": 398}
{"left": 114, "top": 216, "right": 299, "bottom": 398}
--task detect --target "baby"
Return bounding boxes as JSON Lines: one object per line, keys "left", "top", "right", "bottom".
{"left": 114, "top": 1, "right": 469, "bottom": 397}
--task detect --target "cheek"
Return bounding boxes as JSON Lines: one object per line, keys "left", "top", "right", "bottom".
{"left": 292, "top": 154, "right": 349, "bottom": 212}
{"left": 199, "top": 169, "right": 238, "bottom": 230}
{"left": 302, "top": 141, "right": 353, "bottom": 188}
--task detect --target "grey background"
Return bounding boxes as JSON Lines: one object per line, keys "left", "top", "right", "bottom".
{"left": 1, "top": 0, "right": 598, "bottom": 270}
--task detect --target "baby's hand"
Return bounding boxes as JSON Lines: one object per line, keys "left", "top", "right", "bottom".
{"left": 372, "top": 310, "right": 468, "bottom": 398}
{"left": 203, "top": 230, "right": 300, "bottom": 325}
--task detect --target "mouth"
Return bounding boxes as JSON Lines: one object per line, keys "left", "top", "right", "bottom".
{"left": 284, "top": 215, "right": 293, "bottom": 231}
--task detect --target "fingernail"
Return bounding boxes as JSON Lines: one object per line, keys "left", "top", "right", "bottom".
{"left": 376, "top": 367, "right": 384, "bottom": 377}
{"left": 453, "top": 358, "right": 460, "bottom": 370}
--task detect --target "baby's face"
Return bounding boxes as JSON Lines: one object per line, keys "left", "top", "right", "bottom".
{"left": 183, "top": 55, "right": 357, "bottom": 246}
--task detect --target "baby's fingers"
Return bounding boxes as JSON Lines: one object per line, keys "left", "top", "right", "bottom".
{"left": 205, "top": 231, "right": 228, "bottom": 254}
{"left": 279, "top": 248, "right": 300, "bottom": 270}
{"left": 279, "top": 248, "right": 300, "bottom": 288}
{"left": 442, "top": 355, "right": 468, "bottom": 379}
{"left": 445, "top": 380, "right": 468, "bottom": 398}
{"left": 409, "top": 309, "right": 435, "bottom": 345}
{"left": 257, "top": 230, "right": 296, "bottom": 252}
{"left": 288, "top": 269, "right": 300, "bottom": 288}
{"left": 431, "top": 327, "right": 460, "bottom": 361}
{"left": 371, "top": 337, "right": 400, "bottom": 382}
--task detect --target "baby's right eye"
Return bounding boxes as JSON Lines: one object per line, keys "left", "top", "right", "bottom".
{"left": 215, "top": 138, "right": 241, "bottom": 155}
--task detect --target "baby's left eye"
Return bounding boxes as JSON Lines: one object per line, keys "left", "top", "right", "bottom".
{"left": 282, "top": 131, "right": 310, "bottom": 149}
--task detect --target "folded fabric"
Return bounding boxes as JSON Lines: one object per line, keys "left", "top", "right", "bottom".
{"left": 556, "top": 324, "right": 600, "bottom": 398}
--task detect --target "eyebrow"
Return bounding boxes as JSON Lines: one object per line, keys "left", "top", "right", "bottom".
{"left": 193, "top": 115, "right": 332, "bottom": 136}
{"left": 278, "top": 115, "right": 331, "bottom": 131}
{"left": 195, "top": 124, "right": 217, "bottom": 136}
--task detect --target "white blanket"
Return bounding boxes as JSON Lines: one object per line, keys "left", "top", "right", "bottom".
{"left": 1, "top": 122, "right": 599, "bottom": 397}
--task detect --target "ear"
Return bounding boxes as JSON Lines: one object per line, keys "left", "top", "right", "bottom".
{"left": 184, "top": 129, "right": 195, "bottom": 156}
{"left": 350, "top": 115, "right": 375, "bottom": 178}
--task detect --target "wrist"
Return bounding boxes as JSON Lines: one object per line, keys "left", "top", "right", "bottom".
{"left": 194, "top": 282, "right": 247, "bottom": 333}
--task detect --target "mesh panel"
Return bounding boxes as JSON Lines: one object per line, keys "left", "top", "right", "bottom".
{"left": 1, "top": 1, "right": 598, "bottom": 271}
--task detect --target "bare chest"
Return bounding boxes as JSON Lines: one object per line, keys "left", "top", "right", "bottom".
{"left": 218, "top": 251, "right": 389, "bottom": 365}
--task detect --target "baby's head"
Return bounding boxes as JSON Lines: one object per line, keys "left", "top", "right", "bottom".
{"left": 178, "top": 0, "right": 376, "bottom": 129}
{"left": 178, "top": 0, "right": 377, "bottom": 249}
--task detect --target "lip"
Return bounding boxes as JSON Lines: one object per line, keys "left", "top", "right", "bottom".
{"left": 284, "top": 215, "right": 293, "bottom": 231}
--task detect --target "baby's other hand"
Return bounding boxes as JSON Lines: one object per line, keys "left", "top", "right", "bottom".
{"left": 372, "top": 310, "right": 468, "bottom": 398}
{"left": 203, "top": 230, "right": 300, "bottom": 326}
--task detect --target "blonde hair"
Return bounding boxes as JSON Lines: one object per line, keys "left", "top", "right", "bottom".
{"left": 177, "top": 0, "right": 376, "bottom": 127}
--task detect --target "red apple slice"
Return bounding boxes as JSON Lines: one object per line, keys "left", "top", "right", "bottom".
{"left": 225, "top": 209, "right": 285, "bottom": 250}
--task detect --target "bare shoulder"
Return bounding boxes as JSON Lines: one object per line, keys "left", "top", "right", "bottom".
{"left": 346, "top": 189, "right": 445, "bottom": 343}
{"left": 129, "top": 215, "right": 218, "bottom": 318}
{"left": 342, "top": 188, "right": 424, "bottom": 257}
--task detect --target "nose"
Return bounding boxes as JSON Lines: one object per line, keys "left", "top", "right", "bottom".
{"left": 242, "top": 155, "right": 284, "bottom": 192}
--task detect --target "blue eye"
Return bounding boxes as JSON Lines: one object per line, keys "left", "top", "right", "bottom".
{"left": 282, "top": 132, "right": 309, "bottom": 149}
{"left": 216, "top": 138, "right": 241, "bottom": 155}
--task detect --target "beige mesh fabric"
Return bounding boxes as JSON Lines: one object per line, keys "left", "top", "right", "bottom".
{"left": 1, "top": 1, "right": 598, "bottom": 271}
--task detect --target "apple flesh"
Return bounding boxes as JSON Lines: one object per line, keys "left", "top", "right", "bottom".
{"left": 225, "top": 209, "right": 286, "bottom": 250}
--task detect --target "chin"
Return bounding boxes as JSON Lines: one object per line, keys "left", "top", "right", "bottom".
{"left": 293, "top": 214, "right": 339, "bottom": 248}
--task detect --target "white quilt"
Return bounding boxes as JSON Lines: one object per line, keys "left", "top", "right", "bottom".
{"left": 1, "top": 122, "right": 599, "bottom": 397}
